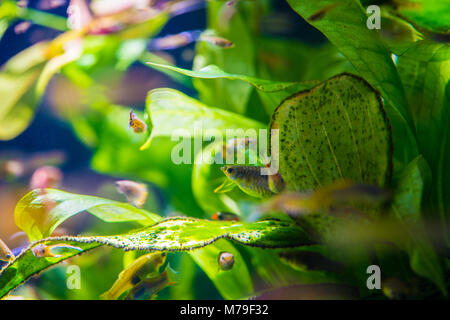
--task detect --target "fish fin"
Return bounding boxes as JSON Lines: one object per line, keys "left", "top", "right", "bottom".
{"left": 214, "top": 179, "right": 236, "bottom": 193}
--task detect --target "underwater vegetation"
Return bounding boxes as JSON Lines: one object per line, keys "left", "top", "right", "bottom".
{"left": 0, "top": 0, "right": 449, "bottom": 300}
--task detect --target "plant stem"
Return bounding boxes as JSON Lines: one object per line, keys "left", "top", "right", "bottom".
{"left": 17, "top": 7, "right": 68, "bottom": 31}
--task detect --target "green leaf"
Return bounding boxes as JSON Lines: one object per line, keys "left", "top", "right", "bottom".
{"left": 271, "top": 73, "right": 392, "bottom": 191}
{"left": 0, "top": 217, "right": 312, "bottom": 298}
{"left": 146, "top": 63, "right": 312, "bottom": 93}
{"left": 392, "top": 155, "right": 446, "bottom": 295}
{"left": 391, "top": 0, "right": 450, "bottom": 34}
{"left": 146, "top": 62, "right": 319, "bottom": 116}
{"left": 142, "top": 88, "right": 266, "bottom": 149}
{"left": 397, "top": 41, "right": 450, "bottom": 225}
{"left": 0, "top": 240, "right": 102, "bottom": 299}
{"left": 192, "top": 3, "right": 257, "bottom": 114}
{"left": 0, "top": 42, "right": 49, "bottom": 140}
{"left": 287, "top": 0, "right": 416, "bottom": 150}
{"left": 15, "top": 188, "right": 161, "bottom": 242}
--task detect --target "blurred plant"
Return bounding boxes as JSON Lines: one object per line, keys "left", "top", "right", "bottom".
{"left": 0, "top": 0, "right": 449, "bottom": 300}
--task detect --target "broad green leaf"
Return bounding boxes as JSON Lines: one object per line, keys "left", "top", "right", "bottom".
{"left": 142, "top": 88, "right": 266, "bottom": 149}
{"left": 0, "top": 218, "right": 312, "bottom": 298}
{"left": 0, "top": 0, "right": 17, "bottom": 40}
{"left": 146, "top": 63, "right": 309, "bottom": 92}
{"left": 391, "top": 0, "right": 450, "bottom": 34}
{"left": 287, "top": 0, "right": 416, "bottom": 149}
{"left": 397, "top": 41, "right": 450, "bottom": 226}
{"left": 51, "top": 217, "right": 312, "bottom": 250}
{"left": 74, "top": 105, "right": 203, "bottom": 218}
{"left": 15, "top": 188, "right": 161, "bottom": 242}
{"left": 141, "top": 52, "right": 194, "bottom": 88}
{"left": 0, "top": 42, "right": 49, "bottom": 140}
{"left": 392, "top": 156, "right": 446, "bottom": 295}
{"left": 189, "top": 239, "right": 253, "bottom": 299}
{"left": 146, "top": 62, "right": 319, "bottom": 115}
{"left": 271, "top": 73, "right": 392, "bottom": 191}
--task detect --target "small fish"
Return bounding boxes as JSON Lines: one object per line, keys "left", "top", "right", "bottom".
{"left": 221, "top": 137, "right": 258, "bottom": 165}
{"left": 115, "top": 180, "right": 148, "bottom": 208}
{"left": 17, "top": 0, "right": 28, "bottom": 8}
{"left": 29, "top": 166, "right": 63, "bottom": 190}
{"left": 214, "top": 178, "right": 237, "bottom": 193}
{"left": 31, "top": 243, "right": 82, "bottom": 258}
{"left": 101, "top": 252, "right": 166, "bottom": 300}
{"left": 218, "top": 252, "right": 234, "bottom": 271}
{"left": 14, "top": 21, "right": 32, "bottom": 34}
{"left": 199, "top": 34, "right": 234, "bottom": 48}
{"left": 263, "top": 180, "right": 390, "bottom": 216}
{"left": 128, "top": 109, "right": 148, "bottom": 133}
{"left": 220, "top": 165, "right": 284, "bottom": 198}
{"left": 148, "top": 30, "right": 201, "bottom": 50}
{"left": 211, "top": 212, "right": 240, "bottom": 221}
{"left": 125, "top": 266, "right": 178, "bottom": 300}
{"left": 0, "top": 238, "right": 14, "bottom": 262}
{"left": 37, "top": 0, "right": 67, "bottom": 10}
{"left": 2, "top": 160, "right": 25, "bottom": 178}
{"left": 308, "top": 3, "right": 340, "bottom": 22}
{"left": 221, "top": 165, "right": 274, "bottom": 198}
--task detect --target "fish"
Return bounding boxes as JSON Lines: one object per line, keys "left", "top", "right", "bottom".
{"left": 218, "top": 252, "right": 234, "bottom": 271}
{"left": 101, "top": 252, "right": 166, "bottom": 300}
{"left": 221, "top": 137, "right": 259, "bottom": 165}
{"left": 211, "top": 212, "right": 240, "bottom": 221}
{"left": 31, "top": 243, "right": 83, "bottom": 258}
{"left": 263, "top": 180, "right": 390, "bottom": 216}
{"left": 37, "top": 0, "right": 67, "bottom": 10}
{"left": 14, "top": 21, "right": 32, "bottom": 34}
{"left": 115, "top": 180, "right": 148, "bottom": 208}
{"left": 125, "top": 266, "right": 178, "bottom": 300}
{"left": 199, "top": 34, "right": 234, "bottom": 48}
{"left": 220, "top": 165, "right": 274, "bottom": 198}
{"left": 307, "top": 3, "right": 340, "bottom": 22}
{"left": 148, "top": 30, "right": 201, "bottom": 50}
{"left": 128, "top": 109, "right": 148, "bottom": 133}
{"left": 220, "top": 165, "right": 285, "bottom": 198}
{"left": 0, "top": 238, "right": 14, "bottom": 262}
{"left": 213, "top": 178, "right": 237, "bottom": 193}
{"left": 267, "top": 165, "right": 286, "bottom": 194}
{"left": 29, "top": 166, "right": 63, "bottom": 190}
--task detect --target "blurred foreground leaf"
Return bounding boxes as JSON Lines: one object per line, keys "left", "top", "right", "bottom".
{"left": 15, "top": 188, "right": 161, "bottom": 242}
{"left": 393, "top": 156, "right": 446, "bottom": 295}
{"left": 0, "top": 42, "right": 49, "bottom": 140}
{"left": 0, "top": 217, "right": 312, "bottom": 298}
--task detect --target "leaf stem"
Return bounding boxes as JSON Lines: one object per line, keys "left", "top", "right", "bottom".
{"left": 17, "top": 6, "right": 68, "bottom": 31}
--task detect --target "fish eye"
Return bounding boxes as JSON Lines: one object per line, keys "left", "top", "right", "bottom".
{"left": 227, "top": 168, "right": 234, "bottom": 174}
